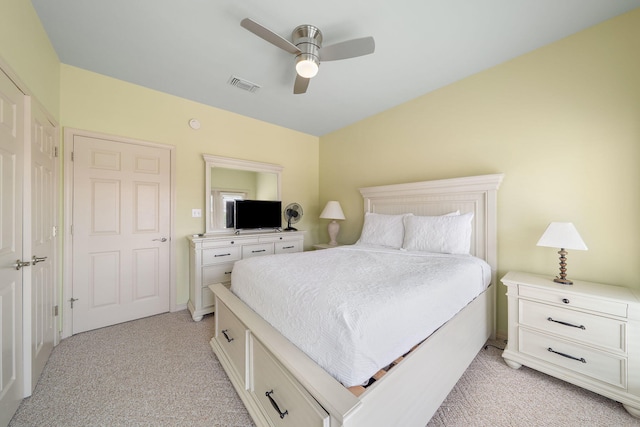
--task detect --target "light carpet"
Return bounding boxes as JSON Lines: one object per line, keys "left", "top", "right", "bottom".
{"left": 9, "top": 310, "right": 640, "bottom": 426}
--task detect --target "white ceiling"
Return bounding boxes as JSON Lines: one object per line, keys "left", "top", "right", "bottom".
{"left": 31, "top": 0, "right": 640, "bottom": 136}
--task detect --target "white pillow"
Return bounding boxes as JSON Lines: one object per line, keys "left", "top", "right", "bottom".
{"left": 402, "top": 212, "right": 474, "bottom": 254}
{"left": 356, "top": 212, "right": 412, "bottom": 249}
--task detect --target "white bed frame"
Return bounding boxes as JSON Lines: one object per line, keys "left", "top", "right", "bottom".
{"left": 210, "top": 173, "right": 504, "bottom": 426}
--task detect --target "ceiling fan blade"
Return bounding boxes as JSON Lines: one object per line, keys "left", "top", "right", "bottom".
{"left": 293, "top": 74, "right": 310, "bottom": 94}
{"left": 241, "top": 18, "right": 301, "bottom": 55}
{"left": 321, "top": 37, "right": 375, "bottom": 61}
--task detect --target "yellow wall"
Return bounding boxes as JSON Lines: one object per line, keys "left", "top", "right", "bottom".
{"left": 60, "top": 65, "right": 320, "bottom": 304}
{"left": 0, "top": 1, "right": 60, "bottom": 118}
{"left": 320, "top": 9, "right": 640, "bottom": 337}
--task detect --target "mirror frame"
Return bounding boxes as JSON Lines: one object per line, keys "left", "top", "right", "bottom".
{"left": 203, "top": 154, "right": 283, "bottom": 234}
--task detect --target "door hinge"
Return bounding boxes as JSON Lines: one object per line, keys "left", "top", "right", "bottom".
{"left": 52, "top": 225, "right": 58, "bottom": 237}
{"left": 54, "top": 305, "right": 59, "bottom": 316}
{"left": 71, "top": 151, "right": 74, "bottom": 161}
{"left": 54, "top": 146, "right": 58, "bottom": 157}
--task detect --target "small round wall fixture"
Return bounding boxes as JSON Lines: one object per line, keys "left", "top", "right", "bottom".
{"left": 188, "top": 118, "right": 201, "bottom": 130}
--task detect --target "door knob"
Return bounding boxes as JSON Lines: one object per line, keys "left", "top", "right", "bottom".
{"left": 13, "top": 259, "right": 31, "bottom": 270}
{"left": 152, "top": 237, "right": 167, "bottom": 242}
{"left": 32, "top": 255, "right": 47, "bottom": 264}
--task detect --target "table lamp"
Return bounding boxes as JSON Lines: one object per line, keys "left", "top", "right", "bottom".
{"left": 320, "top": 201, "right": 345, "bottom": 246}
{"left": 536, "top": 222, "right": 588, "bottom": 285}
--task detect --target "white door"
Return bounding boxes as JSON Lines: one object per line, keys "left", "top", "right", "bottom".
{"left": 29, "top": 104, "right": 57, "bottom": 392}
{"left": 72, "top": 134, "right": 171, "bottom": 334}
{"left": 0, "top": 69, "right": 25, "bottom": 426}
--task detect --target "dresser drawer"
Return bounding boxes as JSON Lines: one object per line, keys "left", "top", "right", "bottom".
{"left": 275, "top": 240, "right": 301, "bottom": 254}
{"left": 519, "top": 328, "right": 626, "bottom": 389}
{"left": 202, "top": 286, "right": 215, "bottom": 308}
{"left": 216, "top": 300, "right": 248, "bottom": 385}
{"left": 519, "top": 300, "right": 626, "bottom": 353}
{"left": 201, "top": 237, "right": 260, "bottom": 248}
{"left": 250, "top": 336, "right": 329, "bottom": 427}
{"left": 202, "top": 246, "right": 241, "bottom": 265}
{"left": 259, "top": 234, "right": 301, "bottom": 243}
{"left": 242, "top": 243, "right": 274, "bottom": 259}
{"left": 202, "top": 263, "right": 234, "bottom": 286}
{"left": 519, "top": 285, "right": 628, "bottom": 317}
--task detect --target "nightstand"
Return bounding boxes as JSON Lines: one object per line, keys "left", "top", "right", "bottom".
{"left": 312, "top": 243, "right": 343, "bottom": 250}
{"left": 501, "top": 271, "right": 640, "bottom": 418}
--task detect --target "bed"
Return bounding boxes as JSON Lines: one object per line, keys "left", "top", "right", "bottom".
{"left": 209, "top": 173, "right": 503, "bottom": 427}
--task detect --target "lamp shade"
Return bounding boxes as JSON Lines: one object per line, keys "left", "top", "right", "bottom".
{"left": 536, "top": 222, "right": 588, "bottom": 250}
{"left": 319, "top": 201, "right": 345, "bottom": 220}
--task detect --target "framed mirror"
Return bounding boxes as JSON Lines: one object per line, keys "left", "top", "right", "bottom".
{"left": 204, "top": 154, "right": 283, "bottom": 234}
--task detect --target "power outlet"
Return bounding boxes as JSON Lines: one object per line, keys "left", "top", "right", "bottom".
{"left": 192, "top": 209, "right": 202, "bottom": 218}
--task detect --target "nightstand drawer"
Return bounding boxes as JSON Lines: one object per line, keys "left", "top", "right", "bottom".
{"left": 519, "top": 328, "right": 626, "bottom": 389}
{"left": 520, "top": 300, "right": 626, "bottom": 352}
{"left": 519, "top": 286, "right": 628, "bottom": 317}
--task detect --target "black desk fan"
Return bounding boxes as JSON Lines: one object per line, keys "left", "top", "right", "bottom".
{"left": 283, "top": 203, "right": 303, "bottom": 231}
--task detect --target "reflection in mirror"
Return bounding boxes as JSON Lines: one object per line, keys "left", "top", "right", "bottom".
{"left": 204, "top": 155, "right": 282, "bottom": 234}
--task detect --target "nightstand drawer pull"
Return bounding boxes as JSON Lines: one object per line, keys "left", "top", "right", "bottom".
{"left": 221, "top": 329, "right": 234, "bottom": 342}
{"left": 282, "top": 245, "right": 295, "bottom": 249}
{"left": 547, "top": 317, "right": 586, "bottom": 330}
{"left": 214, "top": 253, "right": 231, "bottom": 257}
{"left": 548, "top": 347, "right": 586, "bottom": 363}
{"left": 252, "top": 249, "right": 266, "bottom": 253}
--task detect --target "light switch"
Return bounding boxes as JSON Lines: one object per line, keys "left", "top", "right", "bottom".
{"left": 192, "top": 209, "right": 202, "bottom": 218}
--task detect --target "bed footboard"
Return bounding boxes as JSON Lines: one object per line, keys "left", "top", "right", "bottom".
{"left": 209, "top": 282, "right": 494, "bottom": 427}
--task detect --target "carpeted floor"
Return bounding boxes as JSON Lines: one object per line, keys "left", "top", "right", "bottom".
{"left": 9, "top": 310, "right": 640, "bottom": 427}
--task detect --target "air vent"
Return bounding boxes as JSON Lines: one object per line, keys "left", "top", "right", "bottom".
{"left": 228, "top": 76, "right": 261, "bottom": 93}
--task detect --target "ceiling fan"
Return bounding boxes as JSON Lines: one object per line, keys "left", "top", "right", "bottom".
{"left": 240, "top": 18, "right": 375, "bottom": 94}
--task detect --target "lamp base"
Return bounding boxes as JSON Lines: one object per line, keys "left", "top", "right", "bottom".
{"left": 553, "top": 277, "right": 573, "bottom": 285}
{"left": 553, "top": 248, "right": 574, "bottom": 285}
{"left": 327, "top": 220, "right": 340, "bottom": 246}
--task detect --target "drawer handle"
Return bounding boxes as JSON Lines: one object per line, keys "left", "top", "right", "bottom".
{"left": 547, "top": 317, "right": 586, "bottom": 330}
{"left": 282, "top": 245, "right": 294, "bottom": 249}
{"left": 221, "top": 329, "right": 234, "bottom": 343}
{"left": 562, "top": 298, "right": 570, "bottom": 304}
{"left": 224, "top": 271, "right": 232, "bottom": 275}
{"left": 547, "top": 347, "right": 586, "bottom": 364}
{"left": 214, "top": 253, "right": 231, "bottom": 258}
{"left": 252, "top": 249, "right": 266, "bottom": 253}
{"left": 265, "top": 390, "right": 288, "bottom": 419}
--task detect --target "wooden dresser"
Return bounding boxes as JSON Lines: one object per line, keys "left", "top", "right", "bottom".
{"left": 187, "top": 231, "right": 304, "bottom": 321}
{"left": 501, "top": 271, "right": 640, "bottom": 418}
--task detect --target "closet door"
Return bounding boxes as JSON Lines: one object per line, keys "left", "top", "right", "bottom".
{"left": 29, "top": 103, "right": 57, "bottom": 392}
{"left": 0, "top": 69, "right": 25, "bottom": 427}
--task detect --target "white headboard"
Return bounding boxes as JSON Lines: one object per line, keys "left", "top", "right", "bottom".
{"left": 359, "top": 174, "right": 504, "bottom": 278}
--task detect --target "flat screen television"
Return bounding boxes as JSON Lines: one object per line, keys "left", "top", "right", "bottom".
{"left": 233, "top": 200, "right": 282, "bottom": 230}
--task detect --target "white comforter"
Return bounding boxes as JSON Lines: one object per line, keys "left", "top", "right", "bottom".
{"left": 230, "top": 245, "right": 491, "bottom": 387}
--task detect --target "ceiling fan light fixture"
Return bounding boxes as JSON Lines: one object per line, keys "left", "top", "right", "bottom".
{"left": 240, "top": 18, "right": 375, "bottom": 94}
{"left": 295, "top": 53, "right": 319, "bottom": 78}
